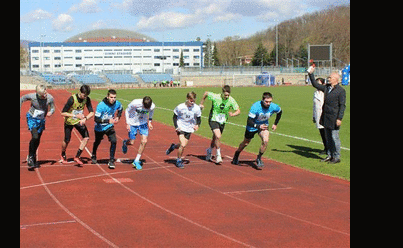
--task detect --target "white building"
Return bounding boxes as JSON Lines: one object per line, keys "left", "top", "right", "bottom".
{"left": 28, "top": 41, "right": 204, "bottom": 74}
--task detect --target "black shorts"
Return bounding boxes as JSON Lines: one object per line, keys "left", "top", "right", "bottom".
{"left": 94, "top": 127, "right": 117, "bottom": 144}
{"left": 244, "top": 129, "right": 261, "bottom": 140}
{"left": 176, "top": 130, "right": 192, "bottom": 140}
{"left": 209, "top": 120, "right": 225, "bottom": 133}
{"left": 64, "top": 123, "right": 89, "bottom": 143}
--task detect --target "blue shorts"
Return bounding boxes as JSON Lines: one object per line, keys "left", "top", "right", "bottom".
{"left": 128, "top": 123, "right": 148, "bottom": 140}
{"left": 26, "top": 113, "right": 46, "bottom": 133}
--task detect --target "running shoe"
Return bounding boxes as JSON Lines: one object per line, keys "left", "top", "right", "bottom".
{"left": 108, "top": 159, "right": 115, "bottom": 169}
{"left": 91, "top": 155, "right": 97, "bottom": 164}
{"left": 175, "top": 159, "right": 184, "bottom": 169}
{"left": 74, "top": 157, "right": 84, "bottom": 165}
{"left": 27, "top": 156, "right": 36, "bottom": 171}
{"left": 231, "top": 156, "right": 239, "bottom": 165}
{"left": 166, "top": 143, "right": 176, "bottom": 155}
{"left": 256, "top": 157, "right": 264, "bottom": 168}
{"left": 216, "top": 155, "right": 223, "bottom": 164}
{"left": 132, "top": 160, "right": 142, "bottom": 170}
{"left": 206, "top": 148, "right": 212, "bottom": 161}
{"left": 122, "top": 139, "right": 128, "bottom": 154}
{"left": 60, "top": 154, "right": 68, "bottom": 164}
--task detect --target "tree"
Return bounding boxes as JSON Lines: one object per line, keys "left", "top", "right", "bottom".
{"left": 179, "top": 49, "right": 184, "bottom": 67}
{"left": 20, "top": 45, "right": 28, "bottom": 68}
{"left": 212, "top": 42, "right": 220, "bottom": 66}
{"left": 252, "top": 43, "right": 270, "bottom": 66}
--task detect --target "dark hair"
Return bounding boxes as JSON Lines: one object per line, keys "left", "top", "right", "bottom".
{"left": 187, "top": 91, "right": 197, "bottom": 99}
{"left": 262, "top": 92, "right": 273, "bottom": 100}
{"left": 222, "top": 85, "right": 231, "bottom": 93}
{"left": 316, "top": 78, "right": 325, "bottom": 85}
{"left": 143, "top": 96, "right": 153, "bottom": 109}
{"left": 107, "top": 89, "right": 117, "bottom": 96}
{"left": 80, "top": 84, "right": 91, "bottom": 95}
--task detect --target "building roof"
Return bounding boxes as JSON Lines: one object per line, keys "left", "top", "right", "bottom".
{"left": 64, "top": 28, "right": 157, "bottom": 43}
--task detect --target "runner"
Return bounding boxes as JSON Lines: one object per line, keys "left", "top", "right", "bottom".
{"left": 20, "top": 84, "right": 55, "bottom": 170}
{"left": 60, "top": 85, "right": 94, "bottom": 165}
{"left": 199, "top": 85, "right": 240, "bottom": 164}
{"left": 231, "top": 92, "right": 282, "bottom": 168}
{"left": 121, "top": 96, "right": 155, "bottom": 170}
{"left": 91, "top": 89, "right": 123, "bottom": 169}
{"left": 165, "top": 92, "right": 201, "bottom": 168}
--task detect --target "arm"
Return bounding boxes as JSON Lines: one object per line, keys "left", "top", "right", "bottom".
{"left": 148, "top": 109, "right": 154, "bottom": 130}
{"left": 336, "top": 89, "right": 346, "bottom": 127}
{"left": 308, "top": 67, "right": 326, "bottom": 92}
{"left": 61, "top": 96, "right": 75, "bottom": 118}
{"left": 20, "top": 93, "right": 32, "bottom": 115}
{"left": 47, "top": 96, "right": 55, "bottom": 116}
{"left": 271, "top": 110, "right": 282, "bottom": 131}
{"left": 173, "top": 113, "right": 179, "bottom": 129}
{"left": 198, "top": 91, "right": 210, "bottom": 110}
{"left": 229, "top": 108, "right": 241, "bottom": 117}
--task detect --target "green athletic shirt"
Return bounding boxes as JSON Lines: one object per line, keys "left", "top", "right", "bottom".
{"left": 206, "top": 92, "right": 239, "bottom": 124}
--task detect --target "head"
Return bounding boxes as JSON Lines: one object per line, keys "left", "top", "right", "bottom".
{"left": 221, "top": 85, "right": 231, "bottom": 100}
{"left": 186, "top": 91, "right": 197, "bottom": 107}
{"left": 107, "top": 89, "right": 117, "bottom": 105}
{"left": 78, "top": 84, "right": 91, "bottom": 99}
{"left": 261, "top": 92, "right": 273, "bottom": 108}
{"left": 142, "top": 96, "right": 153, "bottom": 109}
{"left": 327, "top": 73, "right": 340, "bottom": 86}
{"left": 316, "top": 78, "right": 326, "bottom": 85}
{"left": 36, "top": 84, "right": 47, "bottom": 99}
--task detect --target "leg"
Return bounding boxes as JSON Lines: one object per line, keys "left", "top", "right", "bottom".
{"left": 258, "top": 130, "right": 270, "bottom": 155}
{"left": 330, "top": 129, "right": 341, "bottom": 163}
{"left": 74, "top": 125, "right": 90, "bottom": 164}
{"left": 28, "top": 127, "right": 43, "bottom": 168}
{"left": 92, "top": 131, "right": 104, "bottom": 158}
{"left": 319, "top": 128, "right": 327, "bottom": 152}
{"left": 255, "top": 130, "right": 270, "bottom": 168}
{"left": 136, "top": 135, "right": 148, "bottom": 159}
{"left": 177, "top": 134, "right": 189, "bottom": 160}
{"left": 62, "top": 124, "right": 73, "bottom": 159}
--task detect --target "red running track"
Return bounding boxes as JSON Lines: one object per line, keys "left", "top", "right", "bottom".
{"left": 20, "top": 89, "right": 350, "bottom": 247}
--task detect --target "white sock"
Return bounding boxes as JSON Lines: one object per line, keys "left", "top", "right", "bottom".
{"left": 135, "top": 154, "right": 141, "bottom": 162}
{"left": 216, "top": 148, "right": 221, "bottom": 157}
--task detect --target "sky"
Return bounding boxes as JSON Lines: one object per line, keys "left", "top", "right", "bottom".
{"left": 20, "top": 0, "right": 350, "bottom": 43}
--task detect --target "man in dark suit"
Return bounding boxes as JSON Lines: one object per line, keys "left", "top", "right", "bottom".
{"left": 308, "top": 67, "right": 346, "bottom": 164}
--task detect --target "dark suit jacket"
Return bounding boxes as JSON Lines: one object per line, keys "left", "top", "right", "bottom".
{"left": 309, "top": 73, "right": 346, "bottom": 130}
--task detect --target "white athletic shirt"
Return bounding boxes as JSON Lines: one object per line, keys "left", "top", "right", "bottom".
{"left": 174, "top": 103, "right": 202, "bottom": 133}
{"left": 125, "top": 99, "right": 155, "bottom": 126}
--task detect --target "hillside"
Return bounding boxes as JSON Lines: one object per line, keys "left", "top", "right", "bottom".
{"left": 215, "top": 4, "right": 350, "bottom": 68}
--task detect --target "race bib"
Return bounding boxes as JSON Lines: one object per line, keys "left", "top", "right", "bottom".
{"left": 32, "top": 109, "right": 45, "bottom": 119}
{"left": 72, "top": 110, "right": 83, "bottom": 119}
{"left": 216, "top": 113, "right": 226, "bottom": 124}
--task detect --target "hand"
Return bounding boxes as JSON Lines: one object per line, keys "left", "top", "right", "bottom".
{"left": 193, "top": 125, "right": 199, "bottom": 131}
{"left": 47, "top": 112, "right": 53, "bottom": 117}
{"left": 271, "top": 124, "right": 277, "bottom": 131}
{"left": 79, "top": 118, "right": 86, "bottom": 126}
{"left": 199, "top": 104, "right": 204, "bottom": 110}
{"left": 126, "top": 124, "right": 131, "bottom": 131}
{"left": 336, "top": 119, "right": 342, "bottom": 127}
{"left": 307, "top": 66, "right": 315, "bottom": 74}
{"left": 259, "top": 124, "right": 268, "bottom": 131}
{"left": 148, "top": 122, "right": 153, "bottom": 130}
{"left": 76, "top": 113, "right": 85, "bottom": 119}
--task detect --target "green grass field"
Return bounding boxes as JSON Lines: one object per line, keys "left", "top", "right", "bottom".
{"left": 86, "top": 85, "right": 350, "bottom": 181}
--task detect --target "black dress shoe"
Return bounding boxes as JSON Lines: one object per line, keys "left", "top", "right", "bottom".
{"left": 321, "top": 156, "right": 332, "bottom": 162}
{"left": 328, "top": 158, "right": 341, "bottom": 164}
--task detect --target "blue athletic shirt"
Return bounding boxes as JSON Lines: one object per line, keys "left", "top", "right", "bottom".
{"left": 246, "top": 101, "right": 281, "bottom": 132}
{"left": 94, "top": 99, "right": 123, "bottom": 132}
